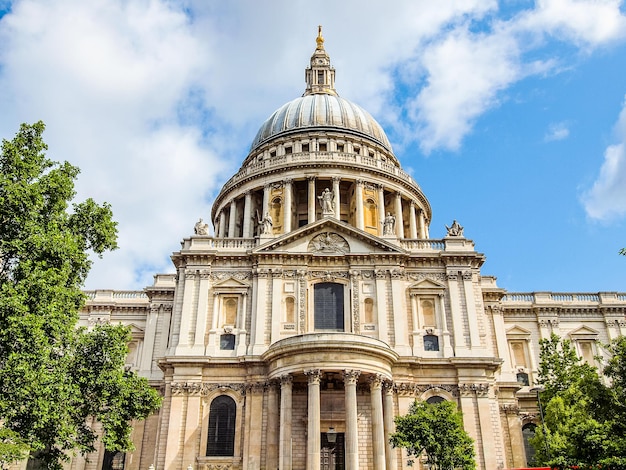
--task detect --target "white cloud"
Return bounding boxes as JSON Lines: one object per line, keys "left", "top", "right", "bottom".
{"left": 544, "top": 121, "right": 570, "bottom": 141}
{"left": 1, "top": 0, "right": 626, "bottom": 288}
{"left": 408, "top": 26, "right": 521, "bottom": 152}
{"left": 583, "top": 97, "right": 626, "bottom": 221}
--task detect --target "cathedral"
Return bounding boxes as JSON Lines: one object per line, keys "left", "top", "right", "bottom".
{"left": 70, "top": 29, "right": 626, "bottom": 470}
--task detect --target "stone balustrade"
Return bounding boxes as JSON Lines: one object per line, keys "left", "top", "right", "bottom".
{"left": 222, "top": 151, "right": 420, "bottom": 191}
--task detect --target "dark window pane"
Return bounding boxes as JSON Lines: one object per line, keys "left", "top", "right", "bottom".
{"left": 522, "top": 423, "right": 537, "bottom": 466}
{"left": 424, "top": 335, "right": 439, "bottom": 351}
{"left": 517, "top": 372, "right": 529, "bottom": 386}
{"left": 102, "top": 451, "right": 125, "bottom": 470}
{"left": 426, "top": 396, "right": 445, "bottom": 404}
{"left": 207, "top": 396, "right": 236, "bottom": 456}
{"left": 314, "top": 283, "right": 344, "bottom": 331}
{"left": 220, "top": 334, "right": 235, "bottom": 350}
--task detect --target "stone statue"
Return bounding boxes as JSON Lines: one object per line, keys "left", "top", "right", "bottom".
{"left": 256, "top": 211, "right": 273, "bottom": 235}
{"left": 194, "top": 218, "right": 209, "bottom": 235}
{"left": 382, "top": 212, "right": 396, "bottom": 235}
{"left": 317, "top": 188, "right": 334, "bottom": 215}
{"left": 446, "top": 219, "right": 464, "bottom": 237}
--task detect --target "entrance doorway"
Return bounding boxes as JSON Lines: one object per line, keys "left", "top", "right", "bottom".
{"left": 321, "top": 432, "right": 345, "bottom": 470}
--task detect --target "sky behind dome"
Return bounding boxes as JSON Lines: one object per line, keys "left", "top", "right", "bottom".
{"left": 1, "top": 0, "right": 626, "bottom": 293}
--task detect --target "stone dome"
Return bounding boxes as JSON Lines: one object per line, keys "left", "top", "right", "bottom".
{"left": 250, "top": 94, "right": 392, "bottom": 153}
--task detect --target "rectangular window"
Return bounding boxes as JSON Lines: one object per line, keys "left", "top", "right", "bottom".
{"left": 314, "top": 283, "right": 344, "bottom": 331}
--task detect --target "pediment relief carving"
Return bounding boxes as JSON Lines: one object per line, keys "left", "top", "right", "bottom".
{"left": 409, "top": 278, "right": 447, "bottom": 291}
{"left": 252, "top": 218, "right": 405, "bottom": 255}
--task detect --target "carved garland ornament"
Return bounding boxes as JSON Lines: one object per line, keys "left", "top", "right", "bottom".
{"left": 170, "top": 382, "right": 247, "bottom": 396}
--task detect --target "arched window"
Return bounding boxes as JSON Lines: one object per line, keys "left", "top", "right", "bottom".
{"left": 426, "top": 396, "right": 445, "bottom": 404}
{"left": 522, "top": 423, "right": 537, "bottom": 466}
{"left": 207, "top": 396, "right": 236, "bottom": 456}
{"left": 314, "top": 283, "right": 344, "bottom": 331}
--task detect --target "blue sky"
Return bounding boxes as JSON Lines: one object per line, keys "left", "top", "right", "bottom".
{"left": 1, "top": 0, "right": 626, "bottom": 293}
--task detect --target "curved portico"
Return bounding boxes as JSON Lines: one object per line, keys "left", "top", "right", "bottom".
{"left": 263, "top": 333, "right": 398, "bottom": 470}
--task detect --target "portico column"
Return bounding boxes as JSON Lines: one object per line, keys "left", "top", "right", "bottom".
{"left": 332, "top": 176, "right": 341, "bottom": 219}
{"left": 243, "top": 191, "right": 252, "bottom": 238}
{"left": 283, "top": 179, "right": 293, "bottom": 233}
{"left": 218, "top": 211, "right": 226, "bottom": 238}
{"left": 262, "top": 183, "right": 271, "bottom": 217}
{"left": 355, "top": 180, "right": 364, "bottom": 230}
{"left": 409, "top": 202, "right": 418, "bottom": 238}
{"left": 418, "top": 209, "right": 426, "bottom": 239}
{"left": 308, "top": 176, "right": 316, "bottom": 223}
{"left": 228, "top": 199, "right": 237, "bottom": 238}
{"left": 377, "top": 184, "right": 385, "bottom": 235}
{"left": 266, "top": 380, "right": 280, "bottom": 469}
{"left": 395, "top": 192, "right": 404, "bottom": 238}
{"left": 279, "top": 374, "right": 293, "bottom": 470}
{"left": 369, "top": 374, "right": 386, "bottom": 470}
{"left": 343, "top": 369, "right": 361, "bottom": 469}
{"left": 383, "top": 380, "right": 397, "bottom": 470}
{"left": 305, "top": 369, "right": 322, "bottom": 470}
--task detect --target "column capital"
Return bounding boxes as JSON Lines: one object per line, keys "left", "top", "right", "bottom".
{"left": 382, "top": 380, "right": 395, "bottom": 395}
{"left": 280, "top": 374, "right": 293, "bottom": 386}
{"left": 307, "top": 175, "right": 316, "bottom": 182}
{"left": 304, "top": 369, "right": 322, "bottom": 384}
{"left": 368, "top": 373, "right": 384, "bottom": 390}
{"left": 343, "top": 369, "right": 361, "bottom": 385}
{"left": 355, "top": 179, "right": 364, "bottom": 186}
{"left": 332, "top": 176, "right": 341, "bottom": 183}
{"left": 283, "top": 178, "right": 293, "bottom": 185}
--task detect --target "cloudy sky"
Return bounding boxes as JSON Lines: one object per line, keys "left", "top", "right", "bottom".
{"left": 1, "top": 0, "right": 626, "bottom": 293}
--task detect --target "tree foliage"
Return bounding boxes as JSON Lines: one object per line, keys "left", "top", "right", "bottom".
{"left": 0, "top": 122, "right": 162, "bottom": 469}
{"left": 390, "top": 399, "right": 476, "bottom": 470}
{"left": 531, "top": 334, "right": 626, "bottom": 469}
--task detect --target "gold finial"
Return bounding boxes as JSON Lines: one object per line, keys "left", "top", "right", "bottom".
{"left": 316, "top": 25, "right": 324, "bottom": 49}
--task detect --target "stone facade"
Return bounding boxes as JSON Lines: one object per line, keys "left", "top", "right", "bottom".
{"left": 33, "top": 29, "right": 626, "bottom": 470}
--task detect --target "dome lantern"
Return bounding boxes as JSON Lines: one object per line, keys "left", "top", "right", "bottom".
{"left": 304, "top": 25, "right": 337, "bottom": 96}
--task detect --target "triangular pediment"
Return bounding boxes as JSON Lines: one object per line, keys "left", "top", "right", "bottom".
{"left": 569, "top": 325, "right": 599, "bottom": 338}
{"left": 252, "top": 218, "right": 407, "bottom": 255}
{"left": 409, "top": 278, "right": 447, "bottom": 290}
{"left": 127, "top": 323, "right": 145, "bottom": 338}
{"left": 506, "top": 326, "right": 532, "bottom": 338}
{"left": 212, "top": 277, "right": 250, "bottom": 288}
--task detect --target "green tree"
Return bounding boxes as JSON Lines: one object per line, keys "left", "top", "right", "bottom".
{"left": 0, "top": 122, "right": 162, "bottom": 469}
{"left": 531, "top": 334, "right": 626, "bottom": 468}
{"left": 390, "top": 399, "right": 476, "bottom": 469}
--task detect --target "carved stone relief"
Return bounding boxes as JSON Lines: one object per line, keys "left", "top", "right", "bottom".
{"left": 308, "top": 232, "right": 349, "bottom": 254}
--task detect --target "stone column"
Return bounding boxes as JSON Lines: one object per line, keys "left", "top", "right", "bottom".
{"left": 461, "top": 270, "right": 481, "bottom": 349}
{"left": 377, "top": 185, "right": 385, "bottom": 236}
{"left": 218, "top": 211, "right": 226, "bottom": 238}
{"left": 308, "top": 176, "right": 316, "bottom": 223}
{"left": 409, "top": 202, "right": 418, "bottom": 238}
{"left": 175, "top": 270, "right": 196, "bottom": 354}
{"left": 284, "top": 179, "right": 293, "bottom": 233}
{"left": 383, "top": 381, "right": 397, "bottom": 470}
{"left": 279, "top": 374, "right": 293, "bottom": 470}
{"left": 243, "top": 191, "right": 252, "bottom": 238}
{"left": 228, "top": 199, "right": 237, "bottom": 238}
{"left": 343, "top": 369, "right": 361, "bottom": 469}
{"left": 266, "top": 381, "right": 280, "bottom": 469}
{"left": 139, "top": 305, "right": 159, "bottom": 374}
{"left": 355, "top": 179, "right": 365, "bottom": 230}
{"left": 332, "top": 176, "right": 341, "bottom": 219}
{"left": 305, "top": 369, "right": 322, "bottom": 470}
{"left": 263, "top": 184, "right": 271, "bottom": 219}
{"left": 192, "top": 271, "right": 210, "bottom": 354}
{"left": 395, "top": 192, "right": 404, "bottom": 238}
{"left": 447, "top": 272, "right": 467, "bottom": 352}
{"left": 369, "top": 374, "right": 386, "bottom": 470}
{"left": 438, "top": 293, "right": 453, "bottom": 357}
{"left": 418, "top": 209, "right": 426, "bottom": 239}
